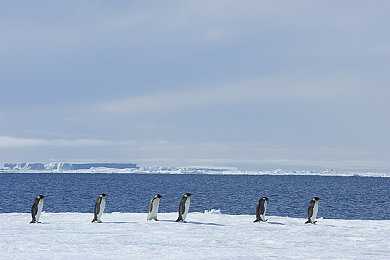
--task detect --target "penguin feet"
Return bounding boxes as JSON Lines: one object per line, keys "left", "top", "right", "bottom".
{"left": 154, "top": 218, "right": 159, "bottom": 221}
{"left": 92, "top": 219, "right": 96, "bottom": 223}
{"left": 254, "top": 219, "right": 268, "bottom": 223}
{"left": 98, "top": 220, "right": 102, "bottom": 223}
{"left": 37, "top": 221, "right": 42, "bottom": 223}
{"left": 30, "top": 220, "right": 36, "bottom": 224}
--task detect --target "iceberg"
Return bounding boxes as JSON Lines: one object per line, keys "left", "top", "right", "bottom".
{"left": 1, "top": 162, "right": 389, "bottom": 177}
{"left": 2, "top": 162, "right": 138, "bottom": 172}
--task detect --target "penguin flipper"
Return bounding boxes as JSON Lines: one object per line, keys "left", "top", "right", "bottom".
{"left": 148, "top": 199, "right": 153, "bottom": 214}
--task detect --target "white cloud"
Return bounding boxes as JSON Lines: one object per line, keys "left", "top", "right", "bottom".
{"left": 97, "top": 74, "right": 353, "bottom": 114}
{"left": 0, "top": 136, "right": 111, "bottom": 149}
{"left": 1, "top": 135, "right": 388, "bottom": 170}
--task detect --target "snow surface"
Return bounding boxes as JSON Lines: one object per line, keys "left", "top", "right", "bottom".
{"left": 1, "top": 212, "right": 389, "bottom": 259}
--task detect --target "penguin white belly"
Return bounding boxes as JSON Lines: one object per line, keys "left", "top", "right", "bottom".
{"left": 97, "top": 198, "right": 106, "bottom": 221}
{"left": 311, "top": 202, "right": 318, "bottom": 222}
{"left": 182, "top": 198, "right": 190, "bottom": 221}
{"left": 36, "top": 200, "right": 43, "bottom": 222}
{"left": 148, "top": 199, "right": 160, "bottom": 220}
{"left": 260, "top": 201, "right": 267, "bottom": 221}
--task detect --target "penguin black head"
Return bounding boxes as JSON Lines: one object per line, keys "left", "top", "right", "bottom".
{"left": 38, "top": 195, "right": 45, "bottom": 199}
{"left": 100, "top": 193, "right": 108, "bottom": 197}
{"left": 185, "top": 193, "right": 192, "bottom": 197}
{"left": 156, "top": 194, "right": 162, "bottom": 198}
{"left": 262, "top": 197, "right": 269, "bottom": 201}
{"left": 313, "top": 197, "right": 320, "bottom": 201}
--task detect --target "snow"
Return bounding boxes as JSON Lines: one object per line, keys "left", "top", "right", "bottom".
{"left": 1, "top": 162, "right": 389, "bottom": 177}
{"left": 1, "top": 212, "right": 389, "bottom": 259}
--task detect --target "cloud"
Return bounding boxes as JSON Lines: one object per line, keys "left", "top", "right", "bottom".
{"left": 1, "top": 135, "right": 388, "bottom": 170}
{"left": 0, "top": 136, "right": 111, "bottom": 149}
{"left": 97, "top": 74, "right": 353, "bottom": 114}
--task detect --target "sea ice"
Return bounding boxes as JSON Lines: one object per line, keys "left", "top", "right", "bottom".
{"left": 0, "top": 212, "right": 389, "bottom": 259}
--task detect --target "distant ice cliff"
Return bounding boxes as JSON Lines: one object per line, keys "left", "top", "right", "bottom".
{"left": 2, "top": 162, "right": 138, "bottom": 172}
{"left": 0, "top": 162, "right": 388, "bottom": 177}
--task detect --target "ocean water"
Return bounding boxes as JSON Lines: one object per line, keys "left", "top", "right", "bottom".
{"left": 0, "top": 173, "right": 389, "bottom": 220}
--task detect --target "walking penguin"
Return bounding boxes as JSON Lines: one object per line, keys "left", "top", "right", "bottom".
{"left": 147, "top": 194, "right": 162, "bottom": 221}
{"left": 30, "top": 195, "right": 45, "bottom": 223}
{"left": 254, "top": 197, "right": 268, "bottom": 222}
{"left": 92, "top": 193, "right": 107, "bottom": 223}
{"left": 305, "top": 197, "right": 320, "bottom": 224}
{"left": 175, "top": 193, "right": 192, "bottom": 222}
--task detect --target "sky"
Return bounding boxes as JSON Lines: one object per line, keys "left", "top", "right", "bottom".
{"left": 1, "top": 1, "right": 389, "bottom": 171}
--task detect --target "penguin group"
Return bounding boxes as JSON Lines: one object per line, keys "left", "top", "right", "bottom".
{"left": 252, "top": 196, "right": 320, "bottom": 224}
{"left": 30, "top": 193, "right": 320, "bottom": 225}
{"left": 29, "top": 192, "right": 193, "bottom": 224}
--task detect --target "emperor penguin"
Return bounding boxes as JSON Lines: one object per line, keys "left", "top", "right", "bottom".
{"left": 175, "top": 193, "right": 192, "bottom": 222}
{"left": 254, "top": 197, "right": 268, "bottom": 222}
{"left": 147, "top": 194, "right": 162, "bottom": 221}
{"left": 30, "top": 195, "right": 45, "bottom": 223}
{"left": 92, "top": 193, "right": 107, "bottom": 223}
{"left": 305, "top": 197, "right": 320, "bottom": 224}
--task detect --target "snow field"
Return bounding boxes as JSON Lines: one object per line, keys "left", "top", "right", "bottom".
{"left": 1, "top": 212, "right": 389, "bottom": 259}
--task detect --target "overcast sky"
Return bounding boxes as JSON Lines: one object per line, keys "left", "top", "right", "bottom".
{"left": 1, "top": 1, "right": 389, "bottom": 170}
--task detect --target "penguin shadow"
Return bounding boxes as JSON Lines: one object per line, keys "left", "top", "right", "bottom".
{"left": 265, "top": 221, "right": 285, "bottom": 226}
{"left": 158, "top": 220, "right": 224, "bottom": 226}
{"left": 99, "top": 221, "right": 136, "bottom": 224}
{"left": 187, "top": 221, "right": 225, "bottom": 227}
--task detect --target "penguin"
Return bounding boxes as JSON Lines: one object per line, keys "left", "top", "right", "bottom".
{"left": 305, "top": 197, "right": 320, "bottom": 224}
{"left": 30, "top": 195, "right": 45, "bottom": 223}
{"left": 92, "top": 193, "right": 107, "bottom": 223}
{"left": 254, "top": 196, "right": 268, "bottom": 222}
{"left": 175, "top": 193, "right": 192, "bottom": 222}
{"left": 147, "top": 194, "right": 162, "bottom": 221}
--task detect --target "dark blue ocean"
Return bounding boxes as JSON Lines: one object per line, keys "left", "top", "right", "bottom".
{"left": 0, "top": 173, "right": 389, "bottom": 220}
